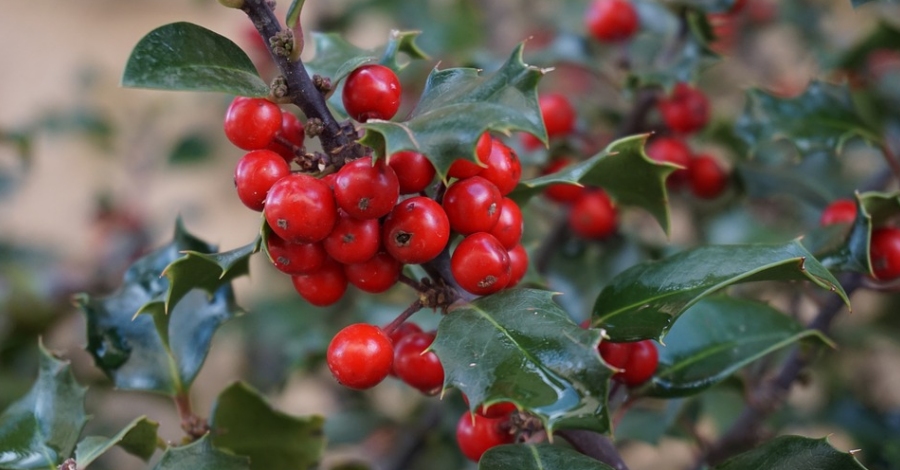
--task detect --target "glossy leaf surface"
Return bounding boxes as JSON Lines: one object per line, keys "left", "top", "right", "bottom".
{"left": 479, "top": 444, "right": 616, "bottom": 470}
{"left": 152, "top": 434, "right": 249, "bottom": 470}
{"left": 713, "top": 435, "right": 869, "bottom": 470}
{"left": 74, "top": 416, "right": 159, "bottom": 467}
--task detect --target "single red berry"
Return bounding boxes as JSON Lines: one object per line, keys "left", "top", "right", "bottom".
{"left": 688, "top": 154, "right": 729, "bottom": 199}
{"left": 323, "top": 211, "right": 381, "bottom": 265}
{"left": 326, "top": 323, "right": 394, "bottom": 390}
{"left": 334, "top": 157, "right": 400, "bottom": 220}
{"left": 382, "top": 196, "right": 451, "bottom": 264}
{"left": 658, "top": 83, "right": 710, "bottom": 134}
{"left": 461, "top": 394, "right": 518, "bottom": 419}
{"left": 451, "top": 233, "right": 511, "bottom": 296}
{"left": 480, "top": 139, "right": 522, "bottom": 196}
{"left": 569, "top": 190, "right": 617, "bottom": 239}
{"left": 442, "top": 176, "right": 503, "bottom": 235}
{"left": 542, "top": 158, "right": 586, "bottom": 203}
{"left": 490, "top": 198, "right": 524, "bottom": 250}
{"left": 448, "top": 133, "right": 491, "bottom": 180}
{"left": 342, "top": 64, "right": 402, "bottom": 122}
{"left": 645, "top": 137, "right": 692, "bottom": 188}
{"left": 265, "top": 174, "right": 337, "bottom": 243}
{"left": 386, "top": 322, "right": 423, "bottom": 346}
{"left": 585, "top": 0, "right": 640, "bottom": 43}
{"left": 291, "top": 257, "right": 348, "bottom": 307}
{"left": 233, "top": 149, "right": 291, "bottom": 211}
{"left": 224, "top": 96, "right": 283, "bottom": 150}
{"left": 267, "top": 112, "right": 305, "bottom": 163}
{"left": 520, "top": 132, "right": 544, "bottom": 151}
{"left": 820, "top": 199, "right": 857, "bottom": 226}
{"left": 455, "top": 413, "right": 514, "bottom": 462}
{"left": 344, "top": 252, "right": 402, "bottom": 294}
{"left": 506, "top": 244, "right": 529, "bottom": 288}
{"left": 598, "top": 340, "right": 633, "bottom": 371}
{"left": 266, "top": 233, "right": 326, "bottom": 275}
{"left": 539, "top": 93, "right": 577, "bottom": 138}
{"left": 393, "top": 331, "right": 445, "bottom": 395}
{"left": 870, "top": 226, "right": 900, "bottom": 281}
{"left": 389, "top": 151, "right": 436, "bottom": 194}
{"left": 619, "top": 340, "right": 658, "bottom": 387}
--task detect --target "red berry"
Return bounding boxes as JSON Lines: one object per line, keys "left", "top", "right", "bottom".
{"left": 619, "top": 340, "right": 658, "bottom": 387}
{"left": 323, "top": 211, "right": 381, "bottom": 265}
{"left": 342, "top": 64, "right": 401, "bottom": 122}
{"left": 870, "top": 226, "right": 900, "bottom": 281}
{"left": 506, "top": 244, "right": 529, "bottom": 288}
{"left": 455, "top": 413, "right": 514, "bottom": 462}
{"left": 389, "top": 151, "right": 436, "bottom": 194}
{"left": 569, "top": 190, "right": 617, "bottom": 239}
{"left": 443, "top": 176, "right": 503, "bottom": 235}
{"left": 387, "top": 322, "right": 422, "bottom": 346}
{"left": 267, "top": 112, "right": 305, "bottom": 163}
{"left": 344, "top": 252, "right": 402, "bottom": 294}
{"left": 598, "top": 340, "right": 633, "bottom": 371}
{"left": 265, "top": 174, "right": 337, "bottom": 243}
{"left": 645, "top": 137, "right": 692, "bottom": 188}
{"left": 490, "top": 198, "right": 524, "bottom": 250}
{"left": 448, "top": 133, "right": 491, "bottom": 180}
{"left": 382, "top": 196, "right": 451, "bottom": 264}
{"left": 480, "top": 139, "right": 522, "bottom": 196}
{"left": 233, "top": 149, "right": 291, "bottom": 211}
{"left": 658, "top": 83, "right": 710, "bottom": 134}
{"left": 291, "top": 257, "right": 348, "bottom": 307}
{"left": 462, "top": 394, "right": 518, "bottom": 418}
{"left": 334, "top": 157, "right": 400, "bottom": 220}
{"left": 539, "top": 93, "right": 577, "bottom": 138}
{"left": 451, "top": 233, "right": 511, "bottom": 296}
{"left": 224, "top": 97, "right": 283, "bottom": 150}
{"left": 820, "top": 199, "right": 857, "bottom": 226}
{"left": 585, "top": 0, "right": 640, "bottom": 43}
{"left": 326, "top": 323, "right": 394, "bottom": 390}
{"left": 393, "top": 331, "right": 444, "bottom": 395}
{"left": 266, "top": 233, "right": 326, "bottom": 275}
{"left": 542, "top": 158, "right": 586, "bottom": 203}
{"left": 688, "top": 154, "right": 728, "bottom": 199}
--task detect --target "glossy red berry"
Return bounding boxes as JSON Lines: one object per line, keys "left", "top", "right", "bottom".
{"left": 326, "top": 323, "right": 394, "bottom": 390}
{"left": 658, "top": 83, "right": 710, "bottom": 134}
{"left": 506, "top": 244, "right": 529, "bottom": 288}
{"left": 620, "top": 340, "right": 658, "bottom": 387}
{"left": 344, "top": 252, "right": 402, "bottom": 294}
{"left": 689, "top": 154, "right": 729, "bottom": 199}
{"left": 267, "top": 112, "right": 305, "bottom": 163}
{"left": 480, "top": 139, "right": 522, "bottom": 196}
{"left": 448, "top": 133, "right": 491, "bottom": 180}
{"left": 569, "top": 190, "right": 617, "bottom": 239}
{"left": 334, "top": 157, "right": 400, "bottom": 220}
{"left": 539, "top": 93, "right": 576, "bottom": 138}
{"left": 342, "top": 64, "right": 401, "bottom": 122}
{"left": 389, "top": 151, "right": 436, "bottom": 194}
{"left": 542, "top": 158, "right": 586, "bottom": 203}
{"left": 291, "top": 257, "right": 348, "bottom": 307}
{"left": 870, "top": 226, "right": 900, "bottom": 281}
{"left": 266, "top": 233, "right": 326, "bottom": 275}
{"left": 443, "top": 176, "right": 503, "bottom": 235}
{"left": 233, "top": 149, "right": 291, "bottom": 211}
{"left": 645, "top": 137, "right": 692, "bottom": 188}
{"left": 265, "top": 174, "right": 337, "bottom": 243}
{"left": 490, "top": 198, "right": 524, "bottom": 250}
{"left": 598, "top": 341, "right": 632, "bottom": 371}
{"left": 393, "top": 331, "right": 445, "bottom": 395}
{"left": 382, "top": 196, "right": 451, "bottom": 264}
{"left": 462, "top": 394, "right": 518, "bottom": 419}
{"left": 323, "top": 211, "right": 381, "bottom": 265}
{"left": 585, "top": 0, "right": 640, "bottom": 43}
{"left": 387, "top": 322, "right": 422, "bottom": 346}
{"left": 455, "top": 413, "right": 514, "bottom": 462}
{"left": 820, "top": 199, "right": 857, "bottom": 226}
{"left": 224, "top": 96, "right": 283, "bottom": 150}
{"left": 451, "top": 233, "right": 511, "bottom": 296}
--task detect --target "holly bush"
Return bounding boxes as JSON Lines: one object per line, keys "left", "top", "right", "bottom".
{"left": 2, "top": 0, "right": 900, "bottom": 469}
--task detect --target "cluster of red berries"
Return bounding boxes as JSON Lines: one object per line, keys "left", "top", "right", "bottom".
{"left": 598, "top": 339, "right": 659, "bottom": 387}
{"left": 819, "top": 199, "right": 900, "bottom": 281}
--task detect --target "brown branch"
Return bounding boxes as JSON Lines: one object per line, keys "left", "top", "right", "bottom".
{"left": 558, "top": 430, "right": 630, "bottom": 470}
{"left": 382, "top": 300, "right": 424, "bottom": 335}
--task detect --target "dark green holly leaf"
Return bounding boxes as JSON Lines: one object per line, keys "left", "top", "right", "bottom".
{"left": 0, "top": 343, "right": 87, "bottom": 469}
{"left": 852, "top": 0, "right": 900, "bottom": 8}
{"left": 479, "top": 444, "right": 616, "bottom": 470}
{"left": 614, "top": 399, "right": 686, "bottom": 443}
{"left": 152, "top": 434, "right": 249, "bottom": 470}
{"left": 210, "top": 382, "right": 325, "bottom": 470}
{"left": 305, "top": 30, "right": 429, "bottom": 84}
{"left": 511, "top": 134, "right": 674, "bottom": 235}
{"left": 74, "top": 416, "right": 160, "bottom": 467}
{"left": 122, "top": 22, "right": 269, "bottom": 97}
{"left": 675, "top": 0, "right": 742, "bottom": 13}
{"left": 591, "top": 240, "right": 849, "bottom": 342}
{"left": 359, "top": 44, "right": 547, "bottom": 180}
{"left": 713, "top": 435, "right": 869, "bottom": 470}
{"left": 643, "top": 297, "right": 831, "bottom": 398}
{"left": 431, "top": 289, "right": 612, "bottom": 435}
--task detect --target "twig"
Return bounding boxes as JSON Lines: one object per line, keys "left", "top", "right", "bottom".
{"left": 382, "top": 300, "right": 424, "bottom": 335}
{"left": 174, "top": 391, "right": 209, "bottom": 440}
{"left": 558, "top": 430, "right": 630, "bottom": 470}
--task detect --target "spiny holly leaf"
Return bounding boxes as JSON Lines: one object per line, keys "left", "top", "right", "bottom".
{"left": 210, "top": 382, "right": 325, "bottom": 470}
{"left": 512, "top": 134, "right": 674, "bottom": 235}
{"left": 0, "top": 343, "right": 88, "bottom": 469}
{"left": 713, "top": 435, "right": 869, "bottom": 470}
{"left": 122, "top": 22, "right": 268, "bottom": 97}
{"left": 591, "top": 240, "right": 849, "bottom": 342}
{"left": 74, "top": 416, "right": 160, "bottom": 468}
{"left": 74, "top": 219, "right": 243, "bottom": 395}
{"left": 735, "top": 81, "right": 880, "bottom": 160}
{"left": 305, "top": 30, "right": 429, "bottom": 84}
{"left": 643, "top": 297, "right": 831, "bottom": 398}
{"left": 152, "top": 434, "right": 249, "bottom": 470}
{"left": 359, "top": 44, "right": 547, "bottom": 180}
{"left": 479, "top": 444, "right": 616, "bottom": 470}
{"left": 432, "top": 289, "right": 612, "bottom": 435}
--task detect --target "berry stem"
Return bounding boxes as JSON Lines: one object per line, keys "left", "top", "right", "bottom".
{"left": 173, "top": 391, "right": 209, "bottom": 440}
{"left": 422, "top": 244, "right": 477, "bottom": 302}
{"left": 398, "top": 273, "right": 427, "bottom": 292}
{"left": 383, "top": 299, "right": 424, "bottom": 335}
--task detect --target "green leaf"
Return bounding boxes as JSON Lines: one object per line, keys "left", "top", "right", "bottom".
{"left": 512, "top": 134, "right": 674, "bottom": 235}
{"left": 833, "top": 22, "right": 900, "bottom": 69}
{"left": 479, "top": 444, "right": 616, "bottom": 470}
{"left": 152, "top": 434, "right": 249, "bottom": 470}
{"left": 591, "top": 240, "right": 849, "bottom": 342}
{"left": 122, "top": 22, "right": 268, "bottom": 97}
{"left": 431, "top": 289, "right": 612, "bottom": 435}
{"left": 713, "top": 435, "right": 869, "bottom": 470}
{"left": 305, "top": 30, "right": 429, "bottom": 84}
{"left": 210, "top": 382, "right": 325, "bottom": 470}
{"left": 285, "top": 0, "right": 305, "bottom": 29}
{"left": 852, "top": 0, "right": 900, "bottom": 8}
{"left": 74, "top": 416, "right": 159, "bottom": 467}
{"left": 0, "top": 343, "right": 88, "bottom": 469}
{"left": 675, "top": 0, "right": 743, "bottom": 13}
{"left": 644, "top": 297, "right": 831, "bottom": 398}
{"left": 169, "top": 133, "right": 213, "bottom": 165}
{"left": 358, "top": 44, "right": 547, "bottom": 180}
